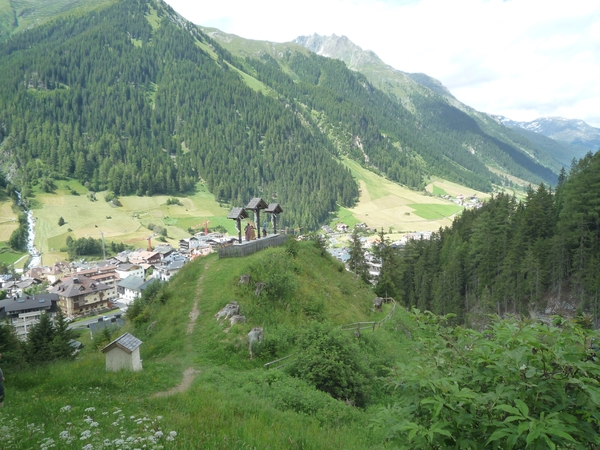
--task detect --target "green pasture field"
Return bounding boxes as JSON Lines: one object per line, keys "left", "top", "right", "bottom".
{"left": 0, "top": 191, "right": 18, "bottom": 241}
{"left": 0, "top": 247, "right": 27, "bottom": 265}
{"left": 23, "top": 179, "right": 236, "bottom": 265}
{"left": 431, "top": 184, "right": 449, "bottom": 196}
{"left": 340, "top": 158, "right": 466, "bottom": 232}
{"left": 407, "top": 203, "right": 463, "bottom": 220}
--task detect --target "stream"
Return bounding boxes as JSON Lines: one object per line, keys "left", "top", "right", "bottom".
{"left": 16, "top": 191, "right": 41, "bottom": 269}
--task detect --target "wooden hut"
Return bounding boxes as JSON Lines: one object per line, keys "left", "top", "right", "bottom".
{"left": 245, "top": 198, "right": 268, "bottom": 239}
{"left": 101, "top": 332, "right": 143, "bottom": 372}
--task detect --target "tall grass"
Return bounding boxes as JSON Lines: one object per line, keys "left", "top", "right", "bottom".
{"left": 1, "top": 243, "right": 411, "bottom": 449}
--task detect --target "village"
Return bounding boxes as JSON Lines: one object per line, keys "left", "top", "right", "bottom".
{"left": 0, "top": 232, "right": 235, "bottom": 340}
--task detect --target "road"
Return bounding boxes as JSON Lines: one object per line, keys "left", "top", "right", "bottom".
{"left": 68, "top": 301, "right": 128, "bottom": 330}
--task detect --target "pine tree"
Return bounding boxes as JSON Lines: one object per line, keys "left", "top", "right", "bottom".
{"left": 51, "top": 310, "right": 75, "bottom": 360}
{"left": 25, "top": 312, "right": 56, "bottom": 364}
{"left": 348, "top": 229, "right": 370, "bottom": 284}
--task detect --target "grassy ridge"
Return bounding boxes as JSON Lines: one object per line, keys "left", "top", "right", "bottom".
{"left": 2, "top": 242, "right": 416, "bottom": 448}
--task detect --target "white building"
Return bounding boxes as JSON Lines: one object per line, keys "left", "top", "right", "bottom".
{"left": 116, "top": 264, "right": 144, "bottom": 280}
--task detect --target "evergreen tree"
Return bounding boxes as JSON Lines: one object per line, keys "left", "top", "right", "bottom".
{"left": 25, "top": 312, "right": 56, "bottom": 364}
{"left": 348, "top": 229, "right": 370, "bottom": 284}
{"left": 0, "top": 320, "right": 25, "bottom": 370}
{"left": 50, "top": 309, "right": 75, "bottom": 360}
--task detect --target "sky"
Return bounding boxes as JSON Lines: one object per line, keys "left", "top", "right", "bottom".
{"left": 163, "top": 0, "right": 600, "bottom": 127}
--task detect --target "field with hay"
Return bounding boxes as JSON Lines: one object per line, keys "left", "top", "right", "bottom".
{"left": 336, "top": 159, "right": 476, "bottom": 233}
{"left": 24, "top": 180, "right": 236, "bottom": 265}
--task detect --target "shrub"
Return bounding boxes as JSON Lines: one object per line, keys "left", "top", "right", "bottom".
{"left": 372, "top": 311, "right": 600, "bottom": 448}
{"left": 248, "top": 251, "right": 298, "bottom": 305}
{"left": 287, "top": 323, "right": 373, "bottom": 407}
{"left": 284, "top": 235, "right": 299, "bottom": 258}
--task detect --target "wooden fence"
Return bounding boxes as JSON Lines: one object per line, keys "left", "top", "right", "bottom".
{"left": 340, "top": 298, "right": 397, "bottom": 333}
{"left": 218, "top": 234, "right": 288, "bottom": 259}
{"left": 264, "top": 353, "right": 296, "bottom": 370}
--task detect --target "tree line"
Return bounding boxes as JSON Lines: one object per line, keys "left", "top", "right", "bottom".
{"left": 371, "top": 151, "right": 600, "bottom": 326}
{"left": 0, "top": 310, "right": 74, "bottom": 371}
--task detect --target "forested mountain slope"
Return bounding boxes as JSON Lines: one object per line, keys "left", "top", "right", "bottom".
{"left": 0, "top": 0, "right": 116, "bottom": 39}
{"left": 291, "top": 33, "right": 567, "bottom": 178}
{"left": 0, "top": 0, "right": 358, "bottom": 229}
{"left": 376, "top": 150, "right": 600, "bottom": 326}
{"left": 1, "top": 0, "right": 564, "bottom": 233}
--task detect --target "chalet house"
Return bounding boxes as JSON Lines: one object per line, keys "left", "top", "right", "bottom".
{"left": 0, "top": 294, "right": 60, "bottom": 339}
{"left": 128, "top": 250, "right": 161, "bottom": 266}
{"left": 116, "top": 277, "right": 159, "bottom": 304}
{"left": 90, "top": 272, "right": 119, "bottom": 304}
{"left": 116, "top": 276, "right": 145, "bottom": 304}
{"left": 153, "top": 244, "right": 175, "bottom": 260}
{"left": 153, "top": 260, "right": 185, "bottom": 282}
{"left": 23, "top": 261, "right": 70, "bottom": 284}
{"left": 179, "top": 236, "right": 200, "bottom": 252}
{"left": 336, "top": 223, "right": 350, "bottom": 232}
{"left": 116, "top": 263, "right": 144, "bottom": 280}
{"left": 50, "top": 276, "right": 112, "bottom": 316}
{"left": 46, "top": 262, "right": 71, "bottom": 284}
{"left": 102, "top": 332, "right": 143, "bottom": 372}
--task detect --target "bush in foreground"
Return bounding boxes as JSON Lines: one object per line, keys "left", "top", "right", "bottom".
{"left": 373, "top": 310, "right": 600, "bottom": 449}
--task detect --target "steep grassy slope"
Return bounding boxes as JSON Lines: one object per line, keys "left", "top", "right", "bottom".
{"left": 0, "top": 0, "right": 115, "bottom": 38}
{"left": 1, "top": 242, "right": 416, "bottom": 448}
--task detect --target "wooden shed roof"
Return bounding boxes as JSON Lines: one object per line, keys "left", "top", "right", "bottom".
{"left": 102, "top": 332, "right": 142, "bottom": 354}
{"left": 265, "top": 203, "right": 283, "bottom": 214}
{"left": 227, "top": 207, "right": 249, "bottom": 220}
{"left": 245, "top": 198, "right": 268, "bottom": 210}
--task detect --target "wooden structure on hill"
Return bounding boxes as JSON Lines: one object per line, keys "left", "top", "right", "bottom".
{"left": 227, "top": 207, "right": 249, "bottom": 244}
{"left": 222, "top": 199, "right": 287, "bottom": 258}
{"left": 245, "top": 198, "right": 268, "bottom": 238}
{"left": 265, "top": 203, "right": 283, "bottom": 234}
{"left": 101, "top": 332, "right": 143, "bottom": 372}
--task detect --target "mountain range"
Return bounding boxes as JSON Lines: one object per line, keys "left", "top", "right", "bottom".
{"left": 0, "top": 0, "right": 596, "bottom": 231}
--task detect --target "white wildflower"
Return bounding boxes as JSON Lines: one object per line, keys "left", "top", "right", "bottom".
{"left": 169, "top": 431, "right": 177, "bottom": 438}
{"left": 80, "top": 430, "right": 92, "bottom": 440}
{"left": 154, "top": 431, "right": 163, "bottom": 438}
{"left": 85, "top": 407, "right": 96, "bottom": 413}
{"left": 59, "top": 431, "right": 70, "bottom": 440}
{"left": 60, "top": 405, "right": 72, "bottom": 412}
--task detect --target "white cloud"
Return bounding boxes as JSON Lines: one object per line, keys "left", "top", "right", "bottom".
{"left": 164, "top": 0, "right": 600, "bottom": 127}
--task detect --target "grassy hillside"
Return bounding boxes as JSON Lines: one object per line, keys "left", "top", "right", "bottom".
{"left": 337, "top": 158, "right": 491, "bottom": 234}
{"left": 1, "top": 242, "right": 415, "bottom": 449}
{"left": 25, "top": 179, "right": 234, "bottom": 264}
